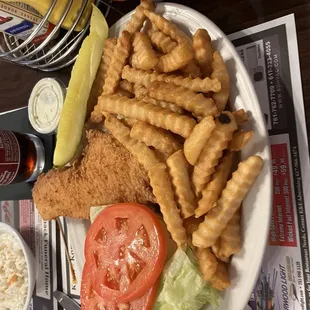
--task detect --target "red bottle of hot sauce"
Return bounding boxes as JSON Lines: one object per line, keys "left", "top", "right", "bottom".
{"left": 0, "top": 129, "right": 45, "bottom": 186}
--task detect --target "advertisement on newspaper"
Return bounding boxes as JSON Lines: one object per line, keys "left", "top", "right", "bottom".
{"left": 229, "top": 14, "right": 310, "bottom": 310}
{"left": 0, "top": 200, "right": 58, "bottom": 310}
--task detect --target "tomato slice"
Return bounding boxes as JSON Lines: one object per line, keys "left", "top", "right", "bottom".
{"left": 84, "top": 203, "right": 167, "bottom": 303}
{"left": 81, "top": 261, "right": 159, "bottom": 310}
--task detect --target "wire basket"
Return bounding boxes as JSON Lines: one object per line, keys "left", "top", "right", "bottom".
{"left": 0, "top": 0, "right": 111, "bottom": 71}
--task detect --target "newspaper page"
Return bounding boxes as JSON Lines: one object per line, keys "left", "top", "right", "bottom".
{"left": 229, "top": 14, "right": 310, "bottom": 310}
{"left": 0, "top": 200, "right": 58, "bottom": 310}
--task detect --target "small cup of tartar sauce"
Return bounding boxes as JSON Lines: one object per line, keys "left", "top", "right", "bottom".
{"left": 28, "top": 78, "right": 66, "bottom": 134}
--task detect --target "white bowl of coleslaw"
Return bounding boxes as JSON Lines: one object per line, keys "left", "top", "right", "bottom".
{"left": 0, "top": 222, "right": 35, "bottom": 310}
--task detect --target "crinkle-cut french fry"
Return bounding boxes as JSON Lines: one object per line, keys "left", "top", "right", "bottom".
{"left": 87, "top": 38, "right": 117, "bottom": 120}
{"left": 195, "top": 152, "right": 234, "bottom": 217}
{"left": 102, "top": 38, "right": 118, "bottom": 82}
{"left": 196, "top": 247, "right": 218, "bottom": 281}
{"left": 148, "top": 81, "right": 218, "bottom": 118}
{"left": 122, "top": 65, "right": 165, "bottom": 87}
{"left": 163, "top": 74, "right": 221, "bottom": 93}
{"left": 211, "top": 238, "right": 230, "bottom": 263}
{"left": 124, "top": 0, "right": 154, "bottom": 35}
{"left": 210, "top": 261, "right": 231, "bottom": 291}
{"left": 121, "top": 65, "right": 221, "bottom": 93}
{"left": 147, "top": 29, "right": 177, "bottom": 54}
{"left": 192, "top": 155, "right": 264, "bottom": 248}
{"left": 143, "top": 95, "right": 184, "bottom": 114}
{"left": 211, "top": 51, "right": 230, "bottom": 112}
{"left": 192, "top": 112, "right": 237, "bottom": 197}
{"left": 228, "top": 130, "right": 254, "bottom": 151}
{"left": 219, "top": 209, "right": 241, "bottom": 257}
{"left": 144, "top": 9, "right": 191, "bottom": 44}
{"left": 119, "top": 79, "right": 134, "bottom": 93}
{"left": 148, "top": 163, "right": 187, "bottom": 248}
{"left": 97, "top": 94, "right": 196, "bottom": 138}
{"left": 156, "top": 42, "right": 194, "bottom": 72}
{"left": 130, "top": 121, "right": 181, "bottom": 155}
{"left": 104, "top": 114, "right": 160, "bottom": 171}
{"left": 182, "top": 59, "right": 202, "bottom": 78}
{"left": 233, "top": 109, "right": 248, "bottom": 126}
{"left": 103, "top": 31, "right": 132, "bottom": 95}
{"left": 129, "top": 53, "right": 137, "bottom": 68}
{"left": 132, "top": 32, "right": 159, "bottom": 70}
{"left": 193, "top": 29, "right": 213, "bottom": 77}
{"left": 184, "top": 116, "right": 216, "bottom": 166}
{"left": 167, "top": 150, "right": 197, "bottom": 219}
{"left": 131, "top": 84, "right": 184, "bottom": 114}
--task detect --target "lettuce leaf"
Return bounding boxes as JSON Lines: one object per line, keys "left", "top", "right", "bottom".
{"left": 154, "top": 248, "right": 219, "bottom": 310}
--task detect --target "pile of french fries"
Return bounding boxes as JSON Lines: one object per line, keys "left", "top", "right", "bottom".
{"left": 89, "top": 0, "right": 264, "bottom": 291}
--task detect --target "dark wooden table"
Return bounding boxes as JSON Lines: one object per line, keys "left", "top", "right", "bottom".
{"left": 1, "top": 0, "right": 309, "bottom": 146}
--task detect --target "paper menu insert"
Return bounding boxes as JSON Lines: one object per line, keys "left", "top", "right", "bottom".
{"left": 0, "top": 1, "right": 56, "bottom": 44}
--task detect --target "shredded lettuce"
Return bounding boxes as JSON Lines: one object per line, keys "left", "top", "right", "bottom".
{"left": 90, "top": 205, "right": 111, "bottom": 223}
{"left": 154, "top": 247, "right": 219, "bottom": 310}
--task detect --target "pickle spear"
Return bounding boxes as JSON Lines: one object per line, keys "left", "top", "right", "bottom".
{"left": 54, "top": 5, "right": 108, "bottom": 167}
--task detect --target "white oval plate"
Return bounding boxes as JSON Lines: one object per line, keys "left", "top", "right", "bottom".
{"left": 111, "top": 3, "right": 272, "bottom": 310}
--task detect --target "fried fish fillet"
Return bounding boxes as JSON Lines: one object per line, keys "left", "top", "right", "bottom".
{"left": 33, "top": 130, "right": 156, "bottom": 220}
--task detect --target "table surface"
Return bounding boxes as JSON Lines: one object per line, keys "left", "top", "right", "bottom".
{"left": 0, "top": 0, "right": 309, "bottom": 146}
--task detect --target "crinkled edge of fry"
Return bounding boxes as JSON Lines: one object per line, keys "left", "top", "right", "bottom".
{"left": 156, "top": 41, "right": 194, "bottom": 73}
{"left": 124, "top": 0, "right": 154, "bottom": 35}
{"left": 147, "top": 29, "right": 177, "bottom": 54}
{"left": 97, "top": 93, "right": 196, "bottom": 138}
{"left": 195, "top": 152, "right": 234, "bottom": 217}
{"left": 148, "top": 81, "right": 218, "bottom": 117}
{"left": 132, "top": 32, "right": 159, "bottom": 70}
{"left": 121, "top": 65, "right": 221, "bottom": 93}
{"left": 211, "top": 238, "right": 230, "bottom": 263}
{"left": 184, "top": 116, "right": 216, "bottom": 165}
{"left": 210, "top": 261, "right": 231, "bottom": 291}
{"left": 167, "top": 150, "right": 197, "bottom": 218}
{"left": 233, "top": 109, "right": 248, "bottom": 126}
{"left": 211, "top": 51, "right": 230, "bottom": 112}
{"left": 148, "top": 163, "right": 187, "bottom": 248}
{"left": 196, "top": 247, "right": 218, "bottom": 281}
{"left": 193, "top": 29, "right": 213, "bottom": 77}
{"left": 102, "top": 31, "right": 132, "bottom": 95}
{"left": 228, "top": 130, "right": 254, "bottom": 151}
{"left": 219, "top": 209, "right": 241, "bottom": 258}
{"left": 144, "top": 9, "right": 191, "bottom": 44}
{"left": 192, "top": 112, "right": 237, "bottom": 197}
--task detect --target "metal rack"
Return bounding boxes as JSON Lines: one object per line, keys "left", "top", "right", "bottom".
{"left": 0, "top": 0, "right": 111, "bottom": 71}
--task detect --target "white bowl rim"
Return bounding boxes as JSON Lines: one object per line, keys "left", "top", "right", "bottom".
{"left": 110, "top": 3, "right": 272, "bottom": 310}
{"left": 0, "top": 222, "right": 34, "bottom": 310}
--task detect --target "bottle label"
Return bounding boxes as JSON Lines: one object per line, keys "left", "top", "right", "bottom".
{"left": 0, "top": 130, "right": 20, "bottom": 185}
